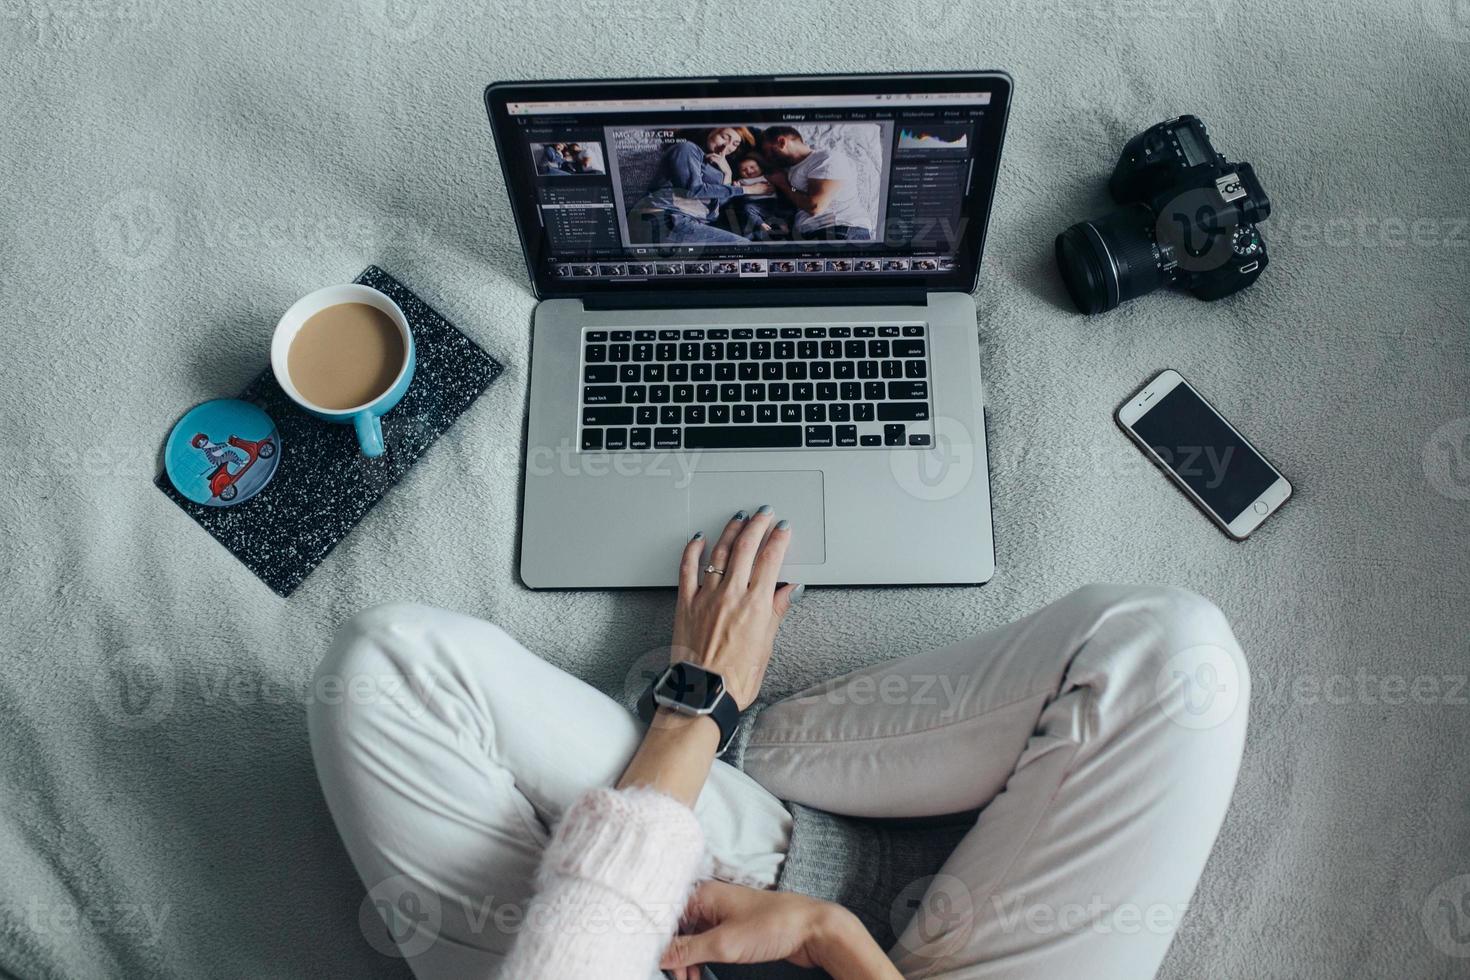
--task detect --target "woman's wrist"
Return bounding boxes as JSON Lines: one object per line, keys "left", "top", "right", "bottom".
{"left": 651, "top": 706, "right": 722, "bottom": 740}
{"left": 804, "top": 902, "right": 860, "bottom": 959}
{"left": 805, "top": 902, "right": 901, "bottom": 979}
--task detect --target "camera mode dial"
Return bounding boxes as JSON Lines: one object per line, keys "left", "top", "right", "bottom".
{"left": 1232, "top": 225, "right": 1263, "bottom": 257}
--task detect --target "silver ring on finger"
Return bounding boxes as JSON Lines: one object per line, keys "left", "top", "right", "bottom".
{"left": 704, "top": 564, "right": 725, "bottom": 576}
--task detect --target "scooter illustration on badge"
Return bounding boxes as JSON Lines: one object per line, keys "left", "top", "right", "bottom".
{"left": 193, "top": 432, "right": 277, "bottom": 502}
{"left": 165, "top": 399, "right": 282, "bottom": 508}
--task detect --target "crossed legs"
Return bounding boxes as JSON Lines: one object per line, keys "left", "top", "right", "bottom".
{"left": 309, "top": 585, "right": 1248, "bottom": 979}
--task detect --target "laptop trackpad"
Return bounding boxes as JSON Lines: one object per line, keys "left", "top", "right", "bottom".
{"left": 687, "top": 471, "right": 826, "bottom": 566}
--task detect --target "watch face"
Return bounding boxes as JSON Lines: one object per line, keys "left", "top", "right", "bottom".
{"left": 655, "top": 662, "right": 724, "bottom": 712}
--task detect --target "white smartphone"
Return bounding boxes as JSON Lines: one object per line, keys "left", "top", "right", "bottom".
{"left": 1117, "top": 369, "right": 1292, "bottom": 540}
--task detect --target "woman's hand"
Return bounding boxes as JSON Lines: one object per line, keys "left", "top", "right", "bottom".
{"left": 738, "top": 179, "right": 773, "bottom": 196}
{"left": 672, "top": 508, "right": 801, "bottom": 710}
{"left": 618, "top": 512, "right": 799, "bottom": 804}
{"left": 706, "top": 151, "right": 733, "bottom": 182}
{"left": 662, "top": 881, "right": 901, "bottom": 980}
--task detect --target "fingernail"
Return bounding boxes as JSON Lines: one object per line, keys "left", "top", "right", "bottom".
{"left": 775, "top": 519, "right": 790, "bottom": 531}
{"left": 691, "top": 531, "right": 703, "bottom": 541}
{"left": 733, "top": 510, "right": 747, "bottom": 521}
{"left": 756, "top": 504, "right": 773, "bottom": 515}
{"left": 789, "top": 584, "right": 806, "bottom": 605}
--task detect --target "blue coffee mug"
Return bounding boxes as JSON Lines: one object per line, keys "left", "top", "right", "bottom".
{"left": 271, "top": 284, "right": 415, "bottom": 458}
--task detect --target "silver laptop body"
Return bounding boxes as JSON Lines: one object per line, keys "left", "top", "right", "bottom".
{"left": 485, "top": 72, "right": 1013, "bottom": 588}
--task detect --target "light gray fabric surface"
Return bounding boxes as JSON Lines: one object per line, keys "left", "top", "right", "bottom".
{"left": 2, "top": 1, "right": 1468, "bottom": 977}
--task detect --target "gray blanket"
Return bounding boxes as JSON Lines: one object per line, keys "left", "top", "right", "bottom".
{"left": 3, "top": 0, "right": 1469, "bottom": 977}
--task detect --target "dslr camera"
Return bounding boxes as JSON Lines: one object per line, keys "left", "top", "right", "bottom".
{"left": 1055, "top": 116, "right": 1270, "bottom": 314}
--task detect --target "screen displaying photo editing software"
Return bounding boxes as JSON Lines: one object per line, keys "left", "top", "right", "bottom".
{"left": 502, "top": 90, "right": 997, "bottom": 285}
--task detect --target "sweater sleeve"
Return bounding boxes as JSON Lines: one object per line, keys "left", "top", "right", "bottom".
{"left": 502, "top": 786, "right": 709, "bottom": 979}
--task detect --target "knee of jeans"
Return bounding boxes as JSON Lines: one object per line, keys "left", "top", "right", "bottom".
{"left": 1141, "top": 586, "right": 1249, "bottom": 745}
{"left": 1073, "top": 585, "right": 1251, "bottom": 748}
{"left": 308, "top": 603, "right": 447, "bottom": 735}
{"left": 317, "top": 602, "right": 431, "bottom": 677}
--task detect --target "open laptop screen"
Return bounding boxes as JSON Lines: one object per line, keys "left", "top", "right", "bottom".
{"left": 485, "top": 73, "right": 1011, "bottom": 299}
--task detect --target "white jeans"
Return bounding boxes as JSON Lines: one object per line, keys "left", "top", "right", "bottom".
{"left": 308, "top": 585, "right": 1249, "bottom": 979}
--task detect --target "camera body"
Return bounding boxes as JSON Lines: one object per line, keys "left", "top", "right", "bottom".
{"left": 1056, "top": 116, "right": 1271, "bottom": 314}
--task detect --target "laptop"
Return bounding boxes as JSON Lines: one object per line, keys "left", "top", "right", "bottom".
{"left": 483, "top": 72, "right": 1012, "bottom": 588}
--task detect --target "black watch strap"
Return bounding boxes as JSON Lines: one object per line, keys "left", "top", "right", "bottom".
{"left": 707, "top": 691, "right": 740, "bottom": 756}
{"left": 637, "top": 676, "right": 741, "bottom": 756}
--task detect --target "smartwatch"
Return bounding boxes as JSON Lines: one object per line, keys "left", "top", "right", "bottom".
{"left": 636, "top": 661, "right": 741, "bottom": 756}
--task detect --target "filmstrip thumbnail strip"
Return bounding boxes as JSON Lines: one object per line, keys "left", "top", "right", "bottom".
{"left": 553, "top": 257, "right": 956, "bottom": 279}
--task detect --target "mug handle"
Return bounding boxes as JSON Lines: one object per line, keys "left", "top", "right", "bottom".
{"left": 354, "top": 411, "right": 385, "bottom": 458}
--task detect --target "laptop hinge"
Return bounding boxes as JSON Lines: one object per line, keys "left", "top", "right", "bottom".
{"left": 580, "top": 286, "right": 929, "bottom": 311}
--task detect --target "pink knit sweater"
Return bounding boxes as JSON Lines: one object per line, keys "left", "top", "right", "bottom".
{"left": 503, "top": 787, "right": 710, "bottom": 978}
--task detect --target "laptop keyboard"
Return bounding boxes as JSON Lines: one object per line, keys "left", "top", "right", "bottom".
{"left": 580, "top": 325, "right": 934, "bottom": 451}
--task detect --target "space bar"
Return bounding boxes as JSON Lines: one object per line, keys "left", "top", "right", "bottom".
{"left": 683, "top": 426, "right": 803, "bottom": 449}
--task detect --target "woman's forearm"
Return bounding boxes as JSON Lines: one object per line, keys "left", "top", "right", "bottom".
{"left": 616, "top": 710, "right": 720, "bottom": 806}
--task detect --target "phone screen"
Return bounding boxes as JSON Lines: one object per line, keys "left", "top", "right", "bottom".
{"left": 1130, "top": 381, "right": 1278, "bottom": 523}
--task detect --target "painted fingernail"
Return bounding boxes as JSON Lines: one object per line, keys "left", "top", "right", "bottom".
{"left": 733, "top": 510, "right": 747, "bottom": 521}
{"left": 691, "top": 531, "right": 703, "bottom": 541}
{"left": 775, "top": 519, "right": 790, "bottom": 531}
{"left": 756, "top": 504, "right": 773, "bottom": 515}
{"left": 789, "top": 584, "right": 806, "bottom": 605}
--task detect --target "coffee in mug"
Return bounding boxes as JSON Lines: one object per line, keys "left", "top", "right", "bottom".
{"left": 271, "top": 283, "right": 416, "bottom": 459}
{"left": 286, "top": 302, "right": 406, "bottom": 411}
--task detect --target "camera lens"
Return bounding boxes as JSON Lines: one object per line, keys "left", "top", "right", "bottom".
{"left": 1054, "top": 204, "right": 1166, "bottom": 314}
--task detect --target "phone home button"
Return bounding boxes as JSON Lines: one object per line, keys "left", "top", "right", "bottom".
{"left": 1253, "top": 500, "right": 1270, "bottom": 515}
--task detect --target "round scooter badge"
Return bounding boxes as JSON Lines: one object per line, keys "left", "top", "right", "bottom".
{"left": 165, "top": 399, "right": 281, "bottom": 507}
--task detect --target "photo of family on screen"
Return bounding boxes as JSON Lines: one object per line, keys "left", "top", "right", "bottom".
{"left": 531, "top": 141, "right": 606, "bottom": 176}
{"left": 608, "top": 121, "right": 891, "bottom": 247}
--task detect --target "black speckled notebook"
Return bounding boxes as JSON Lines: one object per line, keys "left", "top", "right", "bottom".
{"left": 156, "top": 266, "right": 504, "bottom": 596}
